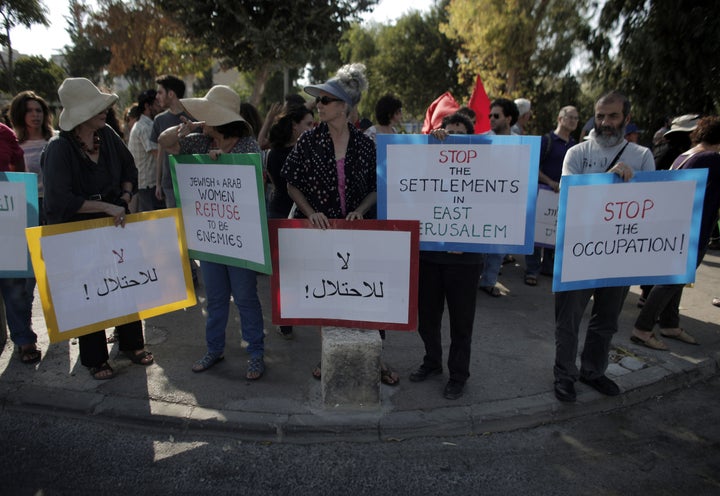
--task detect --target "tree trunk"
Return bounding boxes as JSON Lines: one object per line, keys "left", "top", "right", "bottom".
{"left": 249, "top": 63, "right": 273, "bottom": 108}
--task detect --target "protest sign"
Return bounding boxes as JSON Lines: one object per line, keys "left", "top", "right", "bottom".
{"left": 0, "top": 172, "right": 38, "bottom": 277}
{"left": 534, "top": 184, "right": 559, "bottom": 248}
{"left": 553, "top": 169, "right": 707, "bottom": 291}
{"left": 25, "top": 209, "right": 196, "bottom": 342}
{"left": 269, "top": 219, "right": 419, "bottom": 330}
{"left": 170, "top": 153, "right": 271, "bottom": 274}
{"left": 376, "top": 133, "right": 540, "bottom": 253}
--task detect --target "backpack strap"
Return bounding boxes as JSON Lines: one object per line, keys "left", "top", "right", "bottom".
{"left": 541, "top": 133, "right": 553, "bottom": 165}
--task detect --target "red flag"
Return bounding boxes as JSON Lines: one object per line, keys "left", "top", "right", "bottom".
{"left": 468, "top": 75, "right": 491, "bottom": 134}
{"left": 421, "top": 91, "right": 460, "bottom": 134}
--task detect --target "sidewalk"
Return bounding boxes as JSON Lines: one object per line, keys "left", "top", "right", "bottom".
{"left": 1, "top": 252, "right": 718, "bottom": 443}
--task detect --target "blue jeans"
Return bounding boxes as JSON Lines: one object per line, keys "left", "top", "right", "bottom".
{"left": 201, "top": 261, "right": 264, "bottom": 358}
{"left": 525, "top": 246, "right": 554, "bottom": 277}
{"left": 0, "top": 278, "right": 37, "bottom": 347}
{"left": 480, "top": 253, "right": 503, "bottom": 287}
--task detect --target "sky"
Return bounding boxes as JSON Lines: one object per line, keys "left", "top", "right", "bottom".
{"left": 10, "top": 0, "right": 436, "bottom": 59}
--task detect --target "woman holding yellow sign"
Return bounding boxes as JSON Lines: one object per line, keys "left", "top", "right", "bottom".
{"left": 42, "top": 78, "right": 154, "bottom": 380}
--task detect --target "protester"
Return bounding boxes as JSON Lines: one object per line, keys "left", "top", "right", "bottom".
{"left": 364, "top": 94, "right": 402, "bottom": 142}
{"left": 266, "top": 104, "right": 314, "bottom": 339}
{"left": 281, "top": 63, "right": 399, "bottom": 385}
{"left": 0, "top": 111, "right": 40, "bottom": 365}
{"left": 42, "top": 78, "right": 154, "bottom": 380}
{"left": 630, "top": 116, "right": 720, "bottom": 350}
{"left": 159, "top": 85, "right": 266, "bottom": 380}
{"left": 409, "top": 111, "right": 480, "bottom": 400}
{"left": 524, "top": 105, "right": 578, "bottom": 285}
{"left": 553, "top": 91, "right": 654, "bottom": 402}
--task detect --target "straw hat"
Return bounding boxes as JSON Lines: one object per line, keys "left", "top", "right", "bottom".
{"left": 180, "top": 85, "right": 245, "bottom": 126}
{"left": 58, "top": 78, "right": 118, "bottom": 131}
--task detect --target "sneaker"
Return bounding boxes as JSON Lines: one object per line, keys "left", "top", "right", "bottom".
{"left": 409, "top": 364, "right": 442, "bottom": 382}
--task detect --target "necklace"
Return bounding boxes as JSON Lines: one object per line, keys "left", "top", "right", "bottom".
{"left": 75, "top": 131, "right": 101, "bottom": 155}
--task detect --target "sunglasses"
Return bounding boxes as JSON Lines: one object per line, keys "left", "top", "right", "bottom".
{"left": 316, "top": 95, "right": 343, "bottom": 105}
{"left": 489, "top": 113, "right": 503, "bottom": 119}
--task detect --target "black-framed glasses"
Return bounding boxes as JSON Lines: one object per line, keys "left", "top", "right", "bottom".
{"left": 489, "top": 113, "right": 502, "bottom": 119}
{"left": 316, "top": 95, "right": 343, "bottom": 105}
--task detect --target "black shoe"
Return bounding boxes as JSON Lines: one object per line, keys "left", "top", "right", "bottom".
{"left": 579, "top": 375, "right": 620, "bottom": 396}
{"left": 409, "top": 364, "right": 442, "bottom": 382}
{"left": 443, "top": 379, "right": 464, "bottom": 400}
{"left": 554, "top": 379, "right": 576, "bottom": 402}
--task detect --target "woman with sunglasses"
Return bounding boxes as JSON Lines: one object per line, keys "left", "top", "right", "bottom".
{"left": 281, "top": 64, "right": 399, "bottom": 385}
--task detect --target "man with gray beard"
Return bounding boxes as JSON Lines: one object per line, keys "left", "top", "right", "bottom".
{"left": 553, "top": 91, "right": 654, "bottom": 402}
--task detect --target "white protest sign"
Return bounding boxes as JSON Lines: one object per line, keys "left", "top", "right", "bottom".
{"left": 171, "top": 154, "right": 271, "bottom": 273}
{"left": 27, "top": 210, "right": 196, "bottom": 342}
{"left": 534, "top": 185, "right": 559, "bottom": 247}
{"left": 554, "top": 170, "right": 706, "bottom": 291}
{"left": 270, "top": 219, "right": 418, "bottom": 330}
{"left": 377, "top": 134, "right": 540, "bottom": 253}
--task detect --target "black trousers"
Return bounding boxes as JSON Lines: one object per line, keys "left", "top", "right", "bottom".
{"left": 79, "top": 320, "right": 144, "bottom": 368}
{"left": 417, "top": 260, "right": 481, "bottom": 383}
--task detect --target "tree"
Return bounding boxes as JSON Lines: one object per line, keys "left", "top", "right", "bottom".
{"left": 587, "top": 0, "right": 720, "bottom": 130}
{"left": 157, "top": 0, "right": 379, "bottom": 106}
{"left": 62, "top": 0, "right": 111, "bottom": 84}
{"left": 0, "top": 55, "right": 65, "bottom": 101}
{"left": 359, "top": 5, "right": 463, "bottom": 121}
{"left": 78, "top": 0, "right": 211, "bottom": 90}
{"left": 0, "top": 0, "right": 49, "bottom": 94}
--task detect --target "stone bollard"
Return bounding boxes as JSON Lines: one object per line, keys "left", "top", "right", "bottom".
{"left": 321, "top": 327, "right": 382, "bottom": 408}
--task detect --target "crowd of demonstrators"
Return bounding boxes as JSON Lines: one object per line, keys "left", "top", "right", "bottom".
{"left": 159, "top": 85, "right": 267, "bottom": 380}
{"left": 524, "top": 105, "right": 579, "bottom": 286}
{"left": 281, "top": 63, "right": 401, "bottom": 386}
{"left": 410, "top": 112, "right": 479, "bottom": 400}
{"left": 41, "top": 78, "right": 154, "bottom": 380}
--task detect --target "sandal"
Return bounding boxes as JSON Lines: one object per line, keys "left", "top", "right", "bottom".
{"left": 660, "top": 328, "right": 698, "bottom": 345}
{"left": 89, "top": 362, "right": 115, "bottom": 380}
{"left": 312, "top": 362, "right": 321, "bottom": 380}
{"left": 192, "top": 352, "right": 224, "bottom": 373}
{"left": 381, "top": 366, "right": 400, "bottom": 386}
{"left": 524, "top": 275, "right": 537, "bottom": 286}
{"left": 630, "top": 332, "right": 668, "bottom": 351}
{"left": 18, "top": 344, "right": 41, "bottom": 364}
{"left": 480, "top": 285, "right": 501, "bottom": 297}
{"left": 123, "top": 349, "right": 154, "bottom": 365}
{"left": 246, "top": 356, "right": 265, "bottom": 380}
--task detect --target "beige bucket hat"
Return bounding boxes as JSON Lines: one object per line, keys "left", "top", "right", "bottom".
{"left": 180, "top": 85, "right": 245, "bottom": 126}
{"left": 58, "top": 77, "right": 118, "bottom": 131}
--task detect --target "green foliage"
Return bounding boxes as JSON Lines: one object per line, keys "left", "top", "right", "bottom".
{"left": 588, "top": 0, "right": 720, "bottom": 130}
{"left": 337, "top": 4, "right": 462, "bottom": 122}
{"left": 157, "top": 0, "right": 379, "bottom": 105}
{"left": 62, "top": 0, "right": 111, "bottom": 83}
{"left": 1, "top": 55, "right": 66, "bottom": 102}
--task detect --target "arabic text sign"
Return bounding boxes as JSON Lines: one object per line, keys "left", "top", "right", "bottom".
{"left": 534, "top": 185, "right": 559, "bottom": 248}
{"left": 170, "top": 153, "right": 271, "bottom": 274}
{"left": 25, "top": 210, "right": 196, "bottom": 342}
{"left": 377, "top": 133, "right": 540, "bottom": 253}
{"left": 553, "top": 169, "right": 707, "bottom": 291}
{"left": 269, "top": 219, "right": 419, "bottom": 330}
{"left": 1, "top": 172, "right": 38, "bottom": 276}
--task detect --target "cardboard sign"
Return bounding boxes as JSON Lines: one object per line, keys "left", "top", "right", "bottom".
{"left": 25, "top": 209, "right": 196, "bottom": 342}
{"left": 170, "top": 153, "right": 271, "bottom": 274}
{"left": 553, "top": 169, "right": 707, "bottom": 291}
{"left": 376, "top": 133, "right": 540, "bottom": 253}
{"left": 0, "top": 172, "right": 38, "bottom": 277}
{"left": 534, "top": 184, "right": 559, "bottom": 248}
{"left": 269, "top": 219, "right": 419, "bottom": 330}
